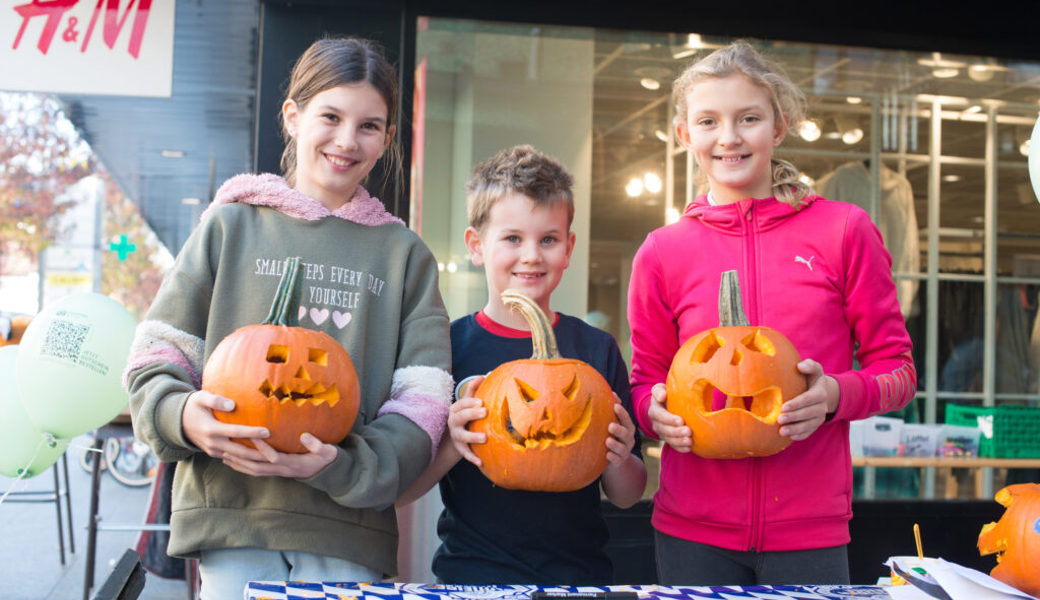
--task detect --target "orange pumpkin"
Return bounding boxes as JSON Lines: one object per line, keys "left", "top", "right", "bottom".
{"left": 0, "top": 314, "right": 32, "bottom": 347}
{"left": 666, "top": 270, "right": 806, "bottom": 459}
{"left": 203, "top": 257, "right": 360, "bottom": 453}
{"left": 468, "top": 289, "right": 616, "bottom": 492}
{"left": 978, "top": 482, "right": 1040, "bottom": 597}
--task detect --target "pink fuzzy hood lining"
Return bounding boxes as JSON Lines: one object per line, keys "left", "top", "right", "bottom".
{"left": 203, "top": 173, "right": 404, "bottom": 227}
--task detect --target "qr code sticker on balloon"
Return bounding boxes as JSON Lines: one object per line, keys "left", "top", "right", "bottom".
{"left": 41, "top": 318, "right": 88, "bottom": 362}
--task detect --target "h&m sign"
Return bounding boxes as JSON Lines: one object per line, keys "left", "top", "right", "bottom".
{"left": 2, "top": 0, "right": 175, "bottom": 97}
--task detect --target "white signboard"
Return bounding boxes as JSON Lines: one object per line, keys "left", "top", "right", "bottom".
{"left": 1, "top": 0, "right": 176, "bottom": 97}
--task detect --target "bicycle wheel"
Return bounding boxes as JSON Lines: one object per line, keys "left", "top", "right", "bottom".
{"left": 79, "top": 444, "right": 107, "bottom": 474}
{"left": 104, "top": 437, "right": 158, "bottom": 487}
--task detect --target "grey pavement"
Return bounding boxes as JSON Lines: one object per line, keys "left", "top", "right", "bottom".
{"left": 1, "top": 434, "right": 189, "bottom": 600}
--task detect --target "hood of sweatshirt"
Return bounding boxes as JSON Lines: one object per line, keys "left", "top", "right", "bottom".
{"left": 681, "top": 193, "right": 821, "bottom": 232}
{"left": 203, "top": 173, "right": 404, "bottom": 227}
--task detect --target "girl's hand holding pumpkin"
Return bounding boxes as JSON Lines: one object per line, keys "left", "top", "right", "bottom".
{"left": 776, "top": 359, "right": 839, "bottom": 441}
{"left": 221, "top": 434, "right": 338, "bottom": 479}
{"left": 449, "top": 375, "right": 487, "bottom": 467}
{"left": 648, "top": 383, "right": 693, "bottom": 452}
{"left": 605, "top": 395, "right": 635, "bottom": 465}
{"left": 182, "top": 389, "right": 271, "bottom": 460}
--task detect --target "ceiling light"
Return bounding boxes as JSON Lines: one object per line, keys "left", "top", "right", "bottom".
{"left": 180, "top": 197, "right": 200, "bottom": 205}
{"left": 686, "top": 34, "right": 704, "bottom": 49}
{"left": 842, "top": 128, "right": 864, "bottom": 145}
{"left": 968, "top": 64, "right": 995, "bottom": 82}
{"left": 932, "top": 67, "right": 959, "bottom": 79}
{"left": 963, "top": 105, "right": 983, "bottom": 114}
{"left": 942, "top": 174, "right": 961, "bottom": 183}
{"left": 845, "top": 96, "right": 863, "bottom": 105}
{"left": 1021, "top": 139, "right": 1031, "bottom": 157}
{"left": 161, "top": 149, "right": 184, "bottom": 158}
{"left": 640, "top": 77, "right": 661, "bottom": 91}
{"left": 665, "top": 206, "right": 681, "bottom": 224}
{"left": 654, "top": 129, "right": 670, "bottom": 143}
{"left": 644, "top": 172, "right": 663, "bottom": 194}
{"left": 446, "top": 262, "right": 458, "bottom": 273}
{"left": 798, "top": 120, "right": 821, "bottom": 142}
{"left": 625, "top": 177, "right": 643, "bottom": 197}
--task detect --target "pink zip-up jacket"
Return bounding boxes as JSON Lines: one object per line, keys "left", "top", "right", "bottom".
{"left": 628, "top": 194, "right": 915, "bottom": 552}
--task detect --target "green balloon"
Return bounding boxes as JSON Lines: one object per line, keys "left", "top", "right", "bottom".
{"left": 0, "top": 347, "right": 67, "bottom": 478}
{"left": 1031, "top": 115, "right": 1040, "bottom": 203}
{"left": 16, "top": 293, "right": 137, "bottom": 439}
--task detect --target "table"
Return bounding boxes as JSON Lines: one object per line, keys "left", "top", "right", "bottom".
{"left": 852, "top": 456, "right": 1040, "bottom": 499}
{"left": 244, "top": 582, "right": 893, "bottom": 600}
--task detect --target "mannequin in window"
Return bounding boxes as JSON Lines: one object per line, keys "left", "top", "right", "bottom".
{"left": 817, "top": 161, "right": 920, "bottom": 319}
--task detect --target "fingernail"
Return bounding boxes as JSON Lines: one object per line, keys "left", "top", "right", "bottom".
{"left": 260, "top": 429, "right": 270, "bottom": 438}
{"left": 222, "top": 400, "right": 234, "bottom": 411}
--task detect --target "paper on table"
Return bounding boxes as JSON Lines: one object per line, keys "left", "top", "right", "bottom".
{"left": 887, "top": 585, "right": 936, "bottom": 600}
{"left": 885, "top": 557, "right": 1039, "bottom": 600}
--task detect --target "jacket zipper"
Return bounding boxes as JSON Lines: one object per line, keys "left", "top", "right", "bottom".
{"left": 743, "top": 200, "right": 763, "bottom": 553}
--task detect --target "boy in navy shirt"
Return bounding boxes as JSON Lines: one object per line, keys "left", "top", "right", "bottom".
{"left": 399, "top": 145, "right": 646, "bottom": 584}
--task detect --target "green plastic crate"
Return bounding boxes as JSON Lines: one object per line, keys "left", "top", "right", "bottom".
{"left": 945, "top": 404, "right": 1040, "bottom": 458}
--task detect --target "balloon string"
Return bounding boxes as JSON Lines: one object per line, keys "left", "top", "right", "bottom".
{"left": 0, "top": 434, "right": 71, "bottom": 507}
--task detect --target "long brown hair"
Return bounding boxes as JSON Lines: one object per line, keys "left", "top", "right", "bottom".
{"left": 672, "top": 40, "right": 813, "bottom": 207}
{"left": 280, "top": 37, "right": 401, "bottom": 189}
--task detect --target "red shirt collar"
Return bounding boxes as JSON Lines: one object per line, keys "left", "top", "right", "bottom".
{"left": 475, "top": 309, "right": 560, "bottom": 338}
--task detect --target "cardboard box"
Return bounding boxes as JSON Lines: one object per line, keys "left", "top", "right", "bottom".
{"left": 862, "top": 416, "right": 904, "bottom": 456}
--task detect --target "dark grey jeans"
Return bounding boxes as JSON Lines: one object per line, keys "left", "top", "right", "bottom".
{"left": 654, "top": 530, "right": 850, "bottom": 586}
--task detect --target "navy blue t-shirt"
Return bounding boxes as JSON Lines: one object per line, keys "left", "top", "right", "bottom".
{"left": 432, "top": 311, "right": 637, "bottom": 585}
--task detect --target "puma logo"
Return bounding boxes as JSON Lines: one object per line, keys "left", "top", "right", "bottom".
{"left": 795, "top": 255, "right": 815, "bottom": 271}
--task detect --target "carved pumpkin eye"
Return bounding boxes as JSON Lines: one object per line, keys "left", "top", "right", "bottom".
{"left": 203, "top": 257, "right": 360, "bottom": 454}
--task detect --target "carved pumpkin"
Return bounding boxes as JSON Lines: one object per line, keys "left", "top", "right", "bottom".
{"left": 666, "top": 270, "right": 806, "bottom": 459}
{"left": 203, "top": 257, "right": 360, "bottom": 453}
{"left": 468, "top": 289, "right": 616, "bottom": 492}
{"left": 978, "top": 482, "right": 1040, "bottom": 597}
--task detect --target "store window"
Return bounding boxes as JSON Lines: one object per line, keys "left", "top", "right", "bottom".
{"left": 412, "top": 18, "right": 1040, "bottom": 499}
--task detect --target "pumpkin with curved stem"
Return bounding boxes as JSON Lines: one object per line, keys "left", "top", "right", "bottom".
{"left": 468, "top": 289, "right": 616, "bottom": 492}
{"left": 978, "top": 483, "right": 1040, "bottom": 597}
{"left": 203, "top": 257, "right": 360, "bottom": 453}
{"left": 666, "top": 270, "right": 807, "bottom": 459}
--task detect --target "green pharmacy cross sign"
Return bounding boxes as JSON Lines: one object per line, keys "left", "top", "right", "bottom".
{"left": 109, "top": 234, "right": 137, "bottom": 261}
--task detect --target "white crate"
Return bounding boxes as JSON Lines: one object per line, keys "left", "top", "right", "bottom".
{"left": 899, "top": 423, "right": 942, "bottom": 457}
{"left": 861, "top": 416, "right": 904, "bottom": 456}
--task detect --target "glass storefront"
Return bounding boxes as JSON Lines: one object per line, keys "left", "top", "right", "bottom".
{"left": 412, "top": 17, "right": 1040, "bottom": 498}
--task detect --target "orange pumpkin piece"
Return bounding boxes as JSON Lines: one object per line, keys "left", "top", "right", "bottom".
{"left": 468, "top": 289, "right": 616, "bottom": 492}
{"left": 978, "top": 482, "right": 1040, "bottom": 597}
{"left": 203, "top": 257, "right": 360, "bottom": 453}
{"left": 666, "top": 270, "right": 806, "bottom": 459}
{"left": 0, "top": 314, "right": 32, "bottom": 347}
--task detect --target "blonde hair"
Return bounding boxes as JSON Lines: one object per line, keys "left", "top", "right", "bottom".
{"left": 466, "top": 145, "right": 575, "bottom": 233}
{"left": 672, "top": 40, "right": 813, "bottom": 207}
{"left": 280, "top": 37, "right": 400, "bottom": 189}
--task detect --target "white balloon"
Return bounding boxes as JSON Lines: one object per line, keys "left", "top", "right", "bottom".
{"left": 16, "top": 293, "right": 137, "bottom": 438}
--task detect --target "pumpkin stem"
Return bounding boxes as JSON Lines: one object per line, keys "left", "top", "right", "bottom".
{"left": 719, "top": 270, "right": 750, "bottom": 327}
{"left": 501, "top": 289, "right": 561, "bottom": 360}
{"left": 263, "top": 256, "right": 302, "bottom": 326}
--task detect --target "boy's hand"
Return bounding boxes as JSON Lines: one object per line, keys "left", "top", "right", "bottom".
{"left": 605, "top": 394, "right": 635, "bottom": 465}
{"left": 450, "top": 375, "right": 488, "bottom": 466}
{"left": 648, "top": 383, "right": 693, "bottom": 452}
{"left": 220, "top": 434, "right": 338, "bottom": 479}
{"left": 777, "top": 359, "right": 839, "bottom": 441}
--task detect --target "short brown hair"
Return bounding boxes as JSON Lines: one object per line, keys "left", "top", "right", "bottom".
{"left": 466, "top": 145, "right": 575, "bottom": 233}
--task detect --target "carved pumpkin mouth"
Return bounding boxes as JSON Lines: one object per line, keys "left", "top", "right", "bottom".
{"left": 689, "top": 379, "right": 783, "bottom": 421}
{"left": 502, "top": 375, "right": 594, "bottom": 448}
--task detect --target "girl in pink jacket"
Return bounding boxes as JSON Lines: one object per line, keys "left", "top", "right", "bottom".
{"left": 628, "top": 40, "right": 916, "bottom": 585}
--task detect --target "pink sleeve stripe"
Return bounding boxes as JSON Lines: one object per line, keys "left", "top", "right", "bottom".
{"left": 376, "top": 391, "right": 449, "bottom": 461}
{"left": 122, "top": 345, "right": 202, "bottom": 389}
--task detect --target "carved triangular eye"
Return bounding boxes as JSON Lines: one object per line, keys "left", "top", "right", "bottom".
{"left": 515, "top": 378, "right": 539, "bottom": 403}
{"left": 689, "top": 331, "right": 724, "bottom": 364}
{"left": 741, "top": 329, "right": 776, "bottom": 356}
{"left": 563, "top": 375, "right": 579, "bottom": 402}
